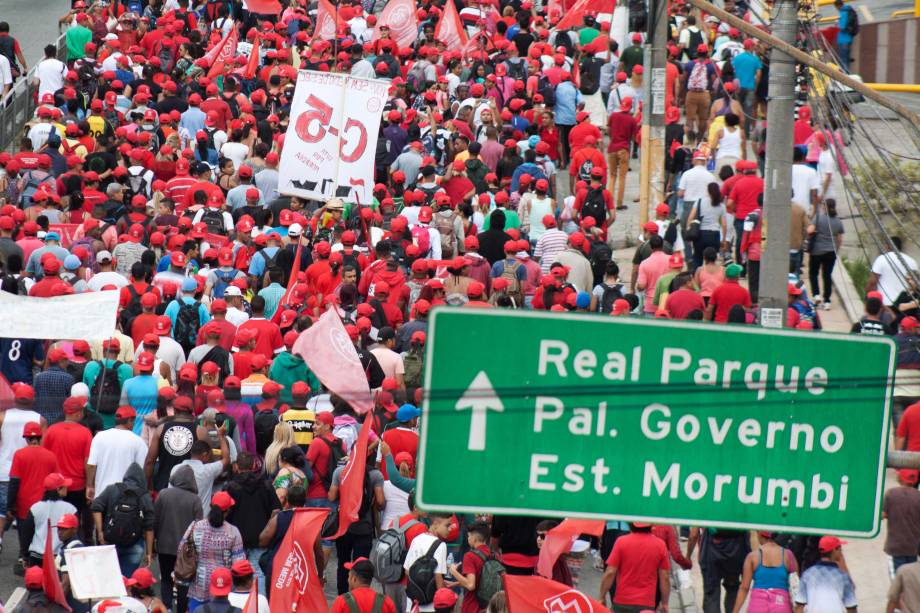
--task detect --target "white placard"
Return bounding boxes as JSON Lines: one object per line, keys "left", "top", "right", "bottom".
{"left": 760, "top": 307, "right": 784, "bottom": 328}
{"left": 0, "top": 289, "right": 118, "bottom": 340}
{"left": 278, "top": 70, "right": 388, "bottom": 205}
{"left": 64, "top": 545, "right": 128, "bottom": 600}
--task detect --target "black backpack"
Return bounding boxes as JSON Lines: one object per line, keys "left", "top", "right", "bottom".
{"left": 506, "top": 58, "right": 527, "bottom": 80}
{"left": 91, "top": 360, "right": 123, "bottom": 415}
{"left": 103, "top": 485, "right": 145, "bottom": 545}
{"left": 581, "top": 188, "right": 607, "bottom": 226}
{"left": 537, "top": 75, "right": 556, "bottom": 107}
{"left": 174, "top": 300, "right": 202, "bottom": 354}
{"left": 406, "top": 538, "right": 443, "bottom": 606}
{"left": 597, "top": 282, "right": 624, "bottom": 314}
{"left": 844, "top": 6, "right": 859, "bottom": 35}
{"left": 200, "top": 208, "right": 227, "bottom": 235}
{"left": 579, "top": 57, "right": 604, "bottom": 95}
{"left": 686, "top": 28, "right": 705, "bottom": 59}
{"left": 319, "top": 437, "right": 347, "bottom": 491}
{"left": 120, "top": 285, "right": 144, "bottom": 334}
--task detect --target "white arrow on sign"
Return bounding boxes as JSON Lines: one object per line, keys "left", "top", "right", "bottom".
{"left": 456, "top": 371, "right": 504, "bottom": 451}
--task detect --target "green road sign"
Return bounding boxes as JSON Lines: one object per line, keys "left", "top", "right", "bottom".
{"left": 417, "top": 309, "right": 895, "bottom": 537}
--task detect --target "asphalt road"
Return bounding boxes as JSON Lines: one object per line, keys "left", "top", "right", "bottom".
{"left": 0, "top": 0, "right": 71, "bottom": 70}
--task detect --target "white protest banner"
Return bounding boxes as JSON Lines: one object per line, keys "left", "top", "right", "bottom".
{"left": 0, "top": 289, "right": 118, "bottom": 340}
{"left": 64, "top": 545, "right": 127, "bottom": 600}
{"left": 278, "top": 70, "right": 388, "bottom": 205}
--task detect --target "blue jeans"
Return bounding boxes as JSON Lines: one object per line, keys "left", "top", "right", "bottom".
{"left": 837, "top": 42, "right": 852, "bottom": 72}
{"left": 116, "top": 541, "right": 145, "bottom": 577}
{"left": 247, "top": 547, "right": 267, "bottom": 595}
{"left": 188, "top": 597, "right": 206, "bottom": 612}
{"left": 894, "top": 555, "right": 917, "bottom": 572}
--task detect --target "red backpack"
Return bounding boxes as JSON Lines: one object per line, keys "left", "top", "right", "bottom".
{"left": 411, "top": 225, "right": 432, "bottom": 257}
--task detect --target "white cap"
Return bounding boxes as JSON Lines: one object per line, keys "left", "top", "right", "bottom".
{"left": 287, "top": 223, "right": 302, "bottom": 237}
{"left": 97, "top": 250, "right": 113, "bottom": 262}
{"left": 71, "top": 382, "right": 89, "bottom": 398}
{"left": 104, "top": 33, "right": 118, "bottom": 41}
{"left": 224, "top": 286, "right": 242, "bottom": 297}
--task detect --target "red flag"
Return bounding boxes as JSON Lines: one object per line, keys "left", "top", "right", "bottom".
{"left": 235, "top": 34, "right": 260, "bottom": 80}
{"left": 374, "top": 0, "right": 419, "bottom": 48}
{"left": 291, "top": 309, "right": 374, "bottom": 414}
{"left": 43, "top": 520, "right": 71, "bottom": 611}
{"left": 330, "top": 413, "right": 372, "bottom": 539}
{"left": 314, "top": 0, "right": 339, "bottom": 41}
{"left": 246, "top": 0, "right": 282, "bottom": 14}
{"left": 242, "top": 581, "right": 260, "bottom": 613}
{"left": 537, "top": 520, "right": 605, "bottom": 579}
{"left": 203, "top": 28, "right": 239, "bottom": 78}
{"left": 434, "top": 0, "right": 467, "bottom": 52}
{"left": 270, "top": 508, "right": 329, "bottom": 613}
{"left": 270, "top": 244, "right": 302, "bottom": 325}
{"left": 556, "top": 0, "right": 615, "bottom": 30}
{"left": 504, "top": 575, "right": 611, "bottom": 613}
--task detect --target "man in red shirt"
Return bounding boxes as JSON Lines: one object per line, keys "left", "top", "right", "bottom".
{"left": 380, "top": 405, "right": 419, "bottom": 479}
{"left": 598, "top": 523, "right": 670, "bottom": 611}
{"left": 707, "top": 263, "right": 752, "bottom": 322}
{"left": 81, "top": 171, "right": 107, "bottom": 215}
{"left": 42, "top": 396, "right": 92, "bottom": 541}
{"left": 569, "top": 136, "right": 607, "bottom": 193}
{"left": 165, "top": 158, "right": 197, "bottom": 204}
{"left": 195, "top": 299, "right": 236, "bottom": 351}
{"left": 9, "top": 421, "right": 58, "bottom": 559}
{"left": 306, "top": 412, "right": 344, "bottom": 558}
{"left": 896, "top": 399, "right": 920, "bottom": 452}
{"left": 448, "top": 521, "right": 494, "bottom": 613}
{"left": 237, "top": 296, "right": 283, "bottom": 359}
{"left": 29, "top": 258, "right": 69, "bottom": 297}
{"left": 727, "top": 160, "right": 764, "bottom": 264}
{"left": 666, "top": 272, "right": 706, "bottom": 320}
{"left": 331, "top": 558, "right": 396, "bottom": 613}
{"left": 200, "top": 84, "right": 233, "bottom": 131}
{"left": 443, "top": 161, "right": 476, "bottom": 208}
{"left": 573, "top": 168, "right": 616, "bottom": 235}
{"left": 607, "top": 97, "right": 638, "bottom": 210}
{"left": 569, "top": 111, "right": 602, "bottom": 154}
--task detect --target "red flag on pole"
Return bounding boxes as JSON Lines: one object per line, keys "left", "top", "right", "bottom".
{"left": 235, "top": 34, "right": 261, "bottom": 80}
{"left": 330, "top": 413, "right": 372, "bottom": 539}
{"left": 246, "top": 0, "right": 282, "bottom": 14}
{"left": 203, "top": 28, "right": 239, "bottom": 78}
{"left": 43, "top": 520, "right": 71, "bottom": 611}
{"left": 314, "top": 0, "right": 339, "bottom": 41}
{"left": 434, "top": 0, "right": 468, "bottom": 52}
{"left": 536, "top": 519, "right": 605, "bottom": 579}
{"left": 242, "top": 581, "right": 260, "bottom": 613}
{"left": 270, "top": 244, "right": 302, "bottom": 325}
{"left": 555, "top": 0, "right": 615, "bottom": 30}
{"left": 270, "top": 508, "right": 330, "bottom": 613}
{"left": 373, "top": 0, "right": 419, "bottom": 48}
{"left": 504, "top": 575, "right": 611, "bottom": 613}
{"left": 291, "top": 309, "right": 374, "bottom": 414}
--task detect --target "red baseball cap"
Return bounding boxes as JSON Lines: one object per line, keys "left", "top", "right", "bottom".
{"left": 818, "top": 536, "right": 847, "bottom": 553}
{"left": 22, "top": 421, "right": 42, "bottom": 438}
{"left": 44, "top": 472, "right": 72, "bottom": 490}
{"left": 136, "top": 351, "right": 155, "bottom": 371}
{"left": 115, "top": 406, "right": 137, "bottom": 420}
{"left": 210, "top": 567, "right": 233, "bottom": 596}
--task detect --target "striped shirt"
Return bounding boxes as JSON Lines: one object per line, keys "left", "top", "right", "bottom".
{"left": 534, "top": 228, "right": 570, "bottom": 274}
{"left": 258, "top": 283, "right": 286, "bottom": 320}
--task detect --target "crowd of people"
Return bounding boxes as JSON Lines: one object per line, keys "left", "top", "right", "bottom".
{"left": 0, "top": 0, "right": 910, "bottom": 611}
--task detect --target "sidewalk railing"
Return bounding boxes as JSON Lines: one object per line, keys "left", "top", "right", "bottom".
{"left": 0, "top": 33, "right": 67, "bottom": 153}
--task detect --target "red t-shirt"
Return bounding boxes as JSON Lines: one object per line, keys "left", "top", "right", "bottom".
{"left": 607, "top": 112, "right": 638, "bottom": 153}
{"left": 331, "top": 587, "right": 396, "bottom": 613}
{"left": 897, "top": 402, "right": 920, "bottom": 452}
{"left": 569, "top": 122, "right": 602, "bottom": 153}
{"left": 606, "top": 532, "right": 669, "bottom": 607}
{"left": 666, "top": 288, "right": 705, "bottom": 320}
{"left": 569, "top": 148, "right": 607, "bottom": 178}
{"left": 443, "top": 176, "right": 475, "bottom": 208}
{"left": 130, "top": 313, "right": 160, "bottom": 347}
{"left": 42, "top": 422, "right": 92, "bottom": 491}
{"left": 709, "top": 279, "right": 752, "bottom": 323}
{"left": 238, "top": 318, "right": 283, "bottom": 360}
{"left": 728, "top": 175, "right": 765, "bottom": 218}
{"left": 232, "top": 351, "right": 256, "bottom": 380}
{"left": 306, "top": 433, "right": 342, "bottom": 498}
{"left": 460, "top": 544, "right": 492, "bottom": 613}
{"left": 9, "top": 446, "right": 58, "bottom": 518}
{"left": 380, "top": 427, "right": 419, "bottom": 479}
{"left": 195, "top": 319, "right": 237, "bottom": 351}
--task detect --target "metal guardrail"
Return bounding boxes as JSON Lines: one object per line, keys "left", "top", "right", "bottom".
{"left": 0, "top": 33, "right": 67, "bottom": 153}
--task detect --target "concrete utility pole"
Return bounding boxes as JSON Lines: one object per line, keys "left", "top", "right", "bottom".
{"left": 757, "top": 0, "right": 797, "bottom": 328}
{"left": 638, "top": 0, "right": 668, "bottom": 225}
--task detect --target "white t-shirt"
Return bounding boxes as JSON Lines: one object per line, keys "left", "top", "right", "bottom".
{"left": 0, "top": 54, "right": 12, "bottom": 89}
{"left": 817, "top": 149, "right": 836, "bottom": 199}
{"left": 379, "top": 481, "right": 410, "bottom": 531}
{"left": 228, "top": 591, "right": 269, "bottom": 613}
{"left": 872, "top": 251, "right": 919, "bottom": 306}
{"left": 370, "top": 347, "right": 405, "bottom": 381}
{"left": 88, "top": 428, "right": 149, "bottom": 494}
{"left": 678, "top": 165, "right": 717, "bottom": 203}
{"left": 403, "top": 532, "right": 447, "bottom": 611}
{"left": 36, "top": 58, "right": 67, "bottom": 98}
{"left": 220, "top": 142, "right": 250, "bottom": 170}
{"left": 87, "top": 271, "right": 130, "bottom": 291}
{"left": 791, "top": 164, "right": 820, "bottom": 211}
{"left": 27, "top": 123, "right": 55, "bottom": 151}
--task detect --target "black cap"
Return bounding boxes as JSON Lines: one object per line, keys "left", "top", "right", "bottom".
{"left": 378, "top": 326, "right": 395, "bottom": 341}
